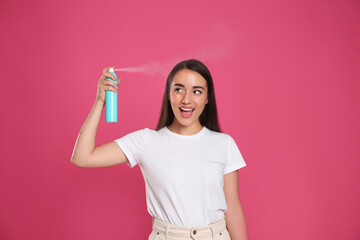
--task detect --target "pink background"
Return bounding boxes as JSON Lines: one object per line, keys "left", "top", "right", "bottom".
{"left": 0, "top": 0, "right": 359, "bottom": 239}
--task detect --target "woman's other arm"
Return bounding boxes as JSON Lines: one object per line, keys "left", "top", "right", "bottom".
{"left": 224, "top": 170, "right": 249, "bottom": 240}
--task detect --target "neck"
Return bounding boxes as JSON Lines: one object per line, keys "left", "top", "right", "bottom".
{"left": 167, "top": 122, "right": 204, "bottom": 136}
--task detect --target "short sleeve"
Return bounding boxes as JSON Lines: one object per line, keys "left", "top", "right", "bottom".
{"left": 113, "top": 128, "right": 149, "bottom": 168}
{"left": 224, "top": 135, "right": 247, "bottom": 174}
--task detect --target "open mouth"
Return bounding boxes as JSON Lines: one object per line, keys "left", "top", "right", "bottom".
{"left": 179, "top": 107, "right": 195, "bottom": 112}
{"left": 179, "top": 107, "right": 195, "bottom": 118}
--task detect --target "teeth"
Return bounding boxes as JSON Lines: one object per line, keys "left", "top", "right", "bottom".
{"left": 180, "top": 107, "right": 194, "bottom": 112}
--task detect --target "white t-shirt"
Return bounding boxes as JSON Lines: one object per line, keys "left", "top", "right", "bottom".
{"left": 114, "top": 126, "right": 246, "bottom": 227}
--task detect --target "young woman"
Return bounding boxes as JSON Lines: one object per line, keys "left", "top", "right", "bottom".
{"left": 71, "top": 59, "right": 249, "bottom": 240}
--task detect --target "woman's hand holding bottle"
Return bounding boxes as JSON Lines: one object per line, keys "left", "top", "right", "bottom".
{"left": 96, "top": 66, "right": 122, "bottom": 104}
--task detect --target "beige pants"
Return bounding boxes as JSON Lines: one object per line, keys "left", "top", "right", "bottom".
{"left": 148, "top": 217, "right": 231, "bottom": 240}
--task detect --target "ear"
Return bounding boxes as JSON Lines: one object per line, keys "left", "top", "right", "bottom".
{"left": 206, "top": 98, "right": 209, "bottom": 104}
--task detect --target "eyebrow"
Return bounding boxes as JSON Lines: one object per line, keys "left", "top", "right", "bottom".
{"left": 173, "top": 83, "right": 205, "bottom": 90}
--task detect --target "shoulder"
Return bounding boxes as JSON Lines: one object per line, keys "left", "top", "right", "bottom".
{"left": 205, "top": 127, "right": 233, "bottom": 142}
{"left": 125, "top": 127, "right": 150, "bottom": 136}
{"left": 117, "top": 127, "right": 154, "bottom": 141}
{"left": 204, "top": 128, "right": 240, "bottom": 152}
{"left": 139, "top": 127, "right": 166, "bottom": 139}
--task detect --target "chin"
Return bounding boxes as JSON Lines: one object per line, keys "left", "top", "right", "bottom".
{"left": 178, "top": 118, "right": 198, "bottom": 126}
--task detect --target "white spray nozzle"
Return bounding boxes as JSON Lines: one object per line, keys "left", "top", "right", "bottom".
{"left": 109, "top": 68, "right": 115, "bottom": 73}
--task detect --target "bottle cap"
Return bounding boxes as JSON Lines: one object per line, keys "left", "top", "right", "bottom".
{"left": 109, "top": 68, "right": 115, "bottom": 73}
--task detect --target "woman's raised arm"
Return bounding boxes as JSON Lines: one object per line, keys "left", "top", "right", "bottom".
{"left": 70, "top": 66, "right": 128, "bottom": 168}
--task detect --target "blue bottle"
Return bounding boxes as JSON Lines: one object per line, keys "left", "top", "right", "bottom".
{"left": 105, "top": 68, "right": 118, "bottom": 122}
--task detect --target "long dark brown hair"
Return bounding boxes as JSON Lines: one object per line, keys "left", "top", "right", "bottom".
{"left": 155, "top": 59, "right": 221, "bottom": 132}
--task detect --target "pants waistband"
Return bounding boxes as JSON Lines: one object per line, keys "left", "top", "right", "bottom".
{"left": 152, "top": 217, "right": 226, "bottom": 238}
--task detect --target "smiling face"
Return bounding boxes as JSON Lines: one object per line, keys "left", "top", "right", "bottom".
{"left": 168, "top": 69, "right": 209, "bottom": 130}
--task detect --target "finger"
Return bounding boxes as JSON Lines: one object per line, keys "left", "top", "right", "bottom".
{"left": 104, "top": 80, "right": 118, "bottom": 88}
{"left": 102, "top": 66, "right": 111, "bottom": 75}
{"left": 102, "top": 66, "right": 115, "bottom": 75}
{"left": 105, "top": 86, "right": 118, "bottom": 92}
{"left": 117, "top": 77, "right": 122, "bottom": 84}
{"left": 103, "top": 72, "right": 117, "bottom": 81}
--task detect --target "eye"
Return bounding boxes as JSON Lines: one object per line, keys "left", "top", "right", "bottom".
{"left": 194, "top": 90, "right": 202, "bottom": 94}
{"left": 175, "top": 88, "right": 183, "bottom": 92}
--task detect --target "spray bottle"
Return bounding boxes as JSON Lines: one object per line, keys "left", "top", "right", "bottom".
{"left": 105, "top": 68, "right": 118, "bottom": 122}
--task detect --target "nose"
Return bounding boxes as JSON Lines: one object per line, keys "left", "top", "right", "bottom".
{"left": 181, "top": 91, "right": 191, "bottom": 104}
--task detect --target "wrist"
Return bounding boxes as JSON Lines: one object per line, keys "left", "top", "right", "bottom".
{"left": 94, "top": 98, "right": 105, "bottom": 106}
